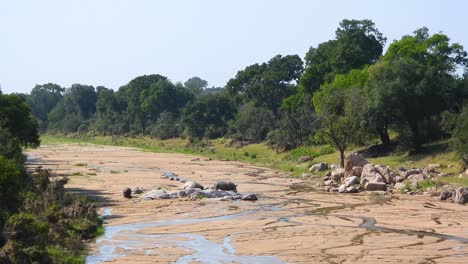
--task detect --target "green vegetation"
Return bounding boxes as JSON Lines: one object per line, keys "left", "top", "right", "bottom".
{"left": 0, "top": 93, "right": 102, "bottom": 262}
{"left": 74, "top": 162, "right": 87, "bottom": 167}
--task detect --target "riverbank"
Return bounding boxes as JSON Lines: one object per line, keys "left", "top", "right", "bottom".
{"left": 41, "top": 135, "right": 467, "bottom": 187}
{"left": 27, "top": 143, "right": 468, "bottom": 263}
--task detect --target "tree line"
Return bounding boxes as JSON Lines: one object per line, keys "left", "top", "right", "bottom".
{"left": 13, "top": 19, "right": 468, "bottom": 167}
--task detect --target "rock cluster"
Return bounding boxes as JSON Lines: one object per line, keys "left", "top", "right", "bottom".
{"left": 125, "top": 176, "right": 258, "bottom": 202}
{"left": 318, "top": 153, "right": 466, "bottom": 205}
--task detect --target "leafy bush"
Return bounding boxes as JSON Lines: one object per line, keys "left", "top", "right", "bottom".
{"left": 267, "top": 103, "right": 318, "bottom": 152}
{"left": 229, "top": 103, "right": 276, "bottom": 142}
{"left": 147, "top": 111, "right": 181, "bottom": 139}
{"left": 453, "top": 106, "right": 468, "bottom": 169}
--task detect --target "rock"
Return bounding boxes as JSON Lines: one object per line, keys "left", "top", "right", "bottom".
{"left": 297, "top": 156, "right": 312, "bottom": 164}
{"left": 361, "top": 164, "right": 387, "bottom": 185}
{"left": 454, "top": 187, "right": 468, "bottom": 204}
{"left": 331, "top": 168, "right": 345, "bottom": 182}
{"left": 343, "top": 176, "right": 359, "bottom": 188}
{"left": 394, "top": 182, "right": 406, "bottom": 190}
{"left": 330, "top": 164, "right": 341, "bottom": 170}
{"left": 401, "top": 169, "right": 421, "bottom": 179}
{"left": 140, "top": 189, "right": 168, "bottom": 200}
{"left": 214, "top": 181, "right": 238, "bottom": 192}
{"left": 423, "top": 164, "right": 441, "bottom": 174}
{"left": 301, "top": 173, "right": 311, "bottom": 178}
{"left": 345, "top": 186, "right": 359, "bottom": 193}
{"left": 324, "top": 180, "right": 332, "bottom": 186}
{"left": 177, "top": 190, "right": 187, "bottom": 198}
{"left": 322, "top": 175, "right": 330, "bottom": 181}
{"left": 181, "top": 181, "right": 204, "bottom": 190}
{"left": 241, "top": 193, "right": 258, "bottom": 201}
{"left": 408, "top": 173, "right": 426, "bottom": 187}
{"left": 344, "top": 153, "right": 368, "bottom": 172}
{"left": 325, "top": 171, "right": 332, "bottom": 177}
{"left": 131, "top": 186, "right": 145, "bottom": 194}
{"left": 376, "top": 165, "right": 394, "bottom": 183}
{"left": 458, "top": 169, "right": 468, "bottom": 179}
{"left": 123, "top": 187, "right": 132, "bottom": 199}
{"left": 439, "top": 190, "right": 453, "bottom": 201}
{"left": 309, "top": 162, "right": 328, "bottom": 173}
{"left": 365, "top": 182, "right": 387, "bottom": 191}
{"left": 350, "top": 166, "right": 363, "bottom": 177}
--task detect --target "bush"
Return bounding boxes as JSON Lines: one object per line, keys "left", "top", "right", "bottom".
{"left": 147, "top": 111, "right": 181, "bottom": 139}
{"left": 453, "top": 106, "right": 468, "bottom": 169}
{"left": 267, "top": 103, "right": 318, "bottom": 152}
{"left": 229, "top": 103, "right": 276, "bottom": 142}
{"left": 0, "top": 156, "right": 22, "bottom": 212}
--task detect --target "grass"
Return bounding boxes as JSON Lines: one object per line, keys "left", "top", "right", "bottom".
{"left": 40, "top": 135, "right": 466, "bottom": 186}
{"left": 74, "top": 162, "right": 87, "bottom": 167}
{"left": 71, "top": 172, "right": 83, "bottom": 176}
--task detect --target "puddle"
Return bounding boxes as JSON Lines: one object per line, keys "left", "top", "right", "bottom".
{"left": 86, "top": 207, "right": 284, "bottom": 263}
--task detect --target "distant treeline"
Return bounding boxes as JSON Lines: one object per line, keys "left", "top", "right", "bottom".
{"left": 10, "top": 19, "right": 468, "bottom": 167}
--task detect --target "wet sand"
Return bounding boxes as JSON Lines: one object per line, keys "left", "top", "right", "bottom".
{"left": 27, "top": 144, "right": 468, "bottom": 263}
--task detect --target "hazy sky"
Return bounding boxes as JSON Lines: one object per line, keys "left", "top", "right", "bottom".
{"left": 1, "top": 0, "right": 467, "bottom": 94}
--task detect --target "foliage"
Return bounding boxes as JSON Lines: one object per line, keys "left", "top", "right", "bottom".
{"left": 267, "top": 99, "right": 318, "bottom": 151}
{"left": 299, "top": 19, "right": 385, "bottom": 94}
{"left": 228, "top": 103, "right": 276, "bottom": 142}
{"left": 0, "top": 94, "right": 40, "bottom": 148}
{"left": 181, "top": 93, "right": 237, "bottom": 140}
{"left": 226, "top": 54, "right": 303, "bottom": 112}
{"left": 453, "top": 106, "right": 468, "bottom": 169}
{"left": 366, "top": 28, "right": 467, "bottom": 151}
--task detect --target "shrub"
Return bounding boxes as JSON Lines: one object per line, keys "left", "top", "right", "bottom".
{"left": 453, "top": 106, "right": 468, "bottom": 169}
{"left": 229, "top": 103, "right": 276, "bottom": 142}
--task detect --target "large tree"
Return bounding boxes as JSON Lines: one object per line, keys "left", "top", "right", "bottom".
{"left": 299, "top": 19, "right": 386, "bottom": 95}
{"left": 226, "top": 54, "right": 303, "bottom": 113}
{"left": 366, "top": 28, "right": 467, "bottom": 151}
{"left": 26, "top": 83, "right": 64, "bottom": 132}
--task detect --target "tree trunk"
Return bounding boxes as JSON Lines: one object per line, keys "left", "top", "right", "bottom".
{"left": 378, "top": 129, "right": 390, "bottom": 146}
{"left": 339, "top": 149, "right": 345, "bottom": 168}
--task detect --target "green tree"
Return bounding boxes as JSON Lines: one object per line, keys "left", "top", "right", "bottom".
{"left": 228, "top": 103, "right": 276, "bottom": 142}
{"left": 226, "top": 54, "right": 303, "bottom": 113}
{"left": 26, "top": 83, "right": 64, "bottom": 132}
{"left": 299, "top": 19, "right": 385, "bottom": 94}
{"left": 123, "top": 74, "right": 167, "bottom": 134}
{"left": 184, "top": 77, "right": 208, "bottom": 96}
{"left": 366, "top": 28, "right": 467, "bottom": 151}
{"left": 0, "top": 94, "right": 40, "bottom": 148}
{"left": 453, "top": 106, "right": 468, "bottom": 169}
{"left": 48, "top": 84, "right": 97, "bottom": 133}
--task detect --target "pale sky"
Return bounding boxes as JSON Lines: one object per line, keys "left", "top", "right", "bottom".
{"left": 1, "top": 0, "right": 467, "bottom": 94}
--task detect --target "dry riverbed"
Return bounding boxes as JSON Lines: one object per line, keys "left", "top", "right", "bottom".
{"left": 27, "top": 144, "right": 468, "bottom": 263}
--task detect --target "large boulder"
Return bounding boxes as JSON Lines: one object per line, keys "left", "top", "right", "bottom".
{"left": 394, "top": 182, "right": 406, "bottom": 190}
{"left": 350, "top": 166, "right": 363, "bottom": 177}
{"left": 458, "top": 169, "right": 468, "bottom": 179}
{"left": 343, "top": 176, "right": 359, "bottom": 188}
{"left": 454, "top": 187, "right": 468, "bottom": 204}
{"left": 131, "top": 186, "right": 145, "bottom": 194}
{"left": 376, "top": 165, "right": 393, "bottom": 181}
{"left": 401, "top": 169, "right": 421, "bottom": 179}
{"left": 360, "top": 164, "right": 387, "bottom": 185}
{"left": 140, "top": 189, "right": 170, "bottom": 200}
{"left": 344, "top": 153, "right": 368, "bottom": 172}
{"left": 309, "top": 162, "right": 328, "bottom": 173}
{"left": 439, "top": 190, "right": 453, "bottom": 201}
{"left": 330, "top": 164, "right": 341, "bottom": 170}
{"left": 330, "top": 168, "right": 345, "bottom": 182}
{"left": 241, "top": 193, "right": 258, "bottom": 201}
{"left": 365, "top": 182, "right": 387, "bottom": 191}
{"left": 407, "top": 173, "right": 426, "bottom": 188}
{"left": 181, "top": 181, "right": 204, "bottom": 190}
{"left": 297, "top": 156, "right": 312, "bottom": 164}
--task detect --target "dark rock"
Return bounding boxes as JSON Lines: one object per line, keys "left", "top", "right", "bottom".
{"left": 123, "top": 187, "right": 132, "bottom": 199}
{"left": 241, "top": 193, "right": 258, "bottom": 201}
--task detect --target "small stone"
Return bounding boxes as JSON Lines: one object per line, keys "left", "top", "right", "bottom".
{"left": 241, "top": 193, "right": 258, "bottom": 201}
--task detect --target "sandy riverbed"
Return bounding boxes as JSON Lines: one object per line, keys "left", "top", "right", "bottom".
{"left": 27, "top": 144, "right": 468, "bottom": 263}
